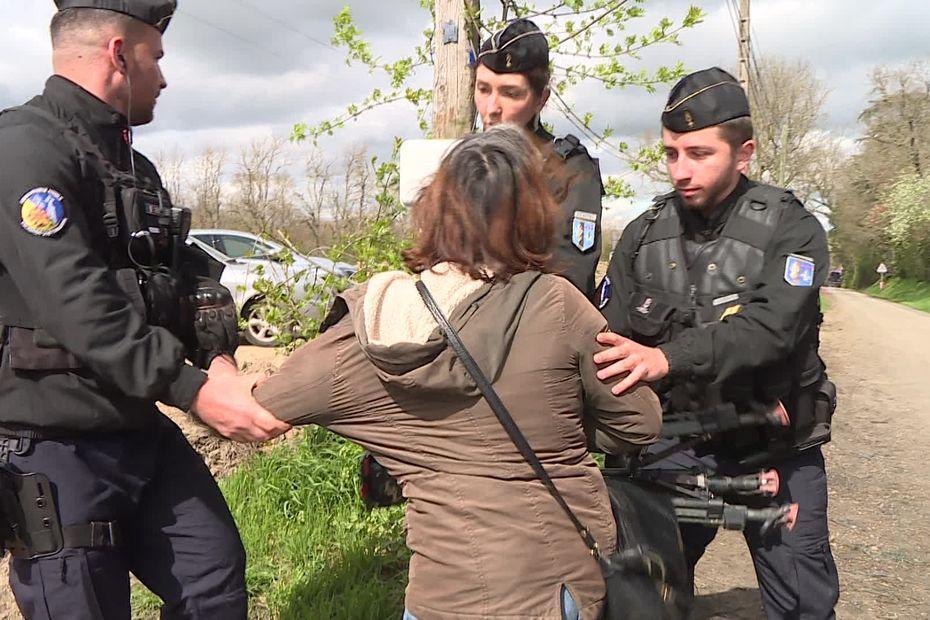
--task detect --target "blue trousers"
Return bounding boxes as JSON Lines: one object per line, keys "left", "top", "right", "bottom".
{"left": 651, "top": 445, "right": 839, "bottom": 619}
{"left": 6, "top": 415, "right": 247, "bottom": 619}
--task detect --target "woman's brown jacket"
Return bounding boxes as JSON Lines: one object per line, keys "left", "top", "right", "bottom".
{"left": 254, "top": 266, "right": 662, "bottom": 619}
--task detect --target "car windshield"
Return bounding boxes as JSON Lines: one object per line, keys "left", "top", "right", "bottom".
{"left": 219, "top": 236, "right": 278, "bottom": 260}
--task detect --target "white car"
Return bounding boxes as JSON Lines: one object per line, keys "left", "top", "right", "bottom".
{"left": 186, "top": 229, "right": 348, "bottom": 347}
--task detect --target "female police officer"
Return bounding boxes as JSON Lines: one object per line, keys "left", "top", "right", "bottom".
{"left": 474, "top": 18, "right": 604, "bottom": 299}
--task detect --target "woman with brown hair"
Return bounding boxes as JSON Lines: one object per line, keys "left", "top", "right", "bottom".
{"left": 251, "top": 125, "right": 661, "bottom": 620}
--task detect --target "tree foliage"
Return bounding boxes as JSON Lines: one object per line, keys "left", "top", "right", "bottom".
{"left": 883, "top": 173, "right": 930, "bottom": 280}
{"left": 748, "top": 56, "right": 842, "bottom": 213}
{"left": 293, "top": 0, "right": 705, "bottom": 198}
{"left": 831, "top": 61, "right": 930, "bottom": 287}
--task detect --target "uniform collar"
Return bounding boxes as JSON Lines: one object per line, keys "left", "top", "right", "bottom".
{"left": 39, "top": 75, "right": 132, "bottom": 168}
{"left": 43, "top": 75, "right": 128, "bottom": 130}
{"left": 677, "top": 174, "right": 752, "bottom": 235}
{"left": 531, "top": 121, "right": 555, "bottom": 143}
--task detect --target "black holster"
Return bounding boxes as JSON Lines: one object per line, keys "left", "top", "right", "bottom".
{"left": 0, "top": 465, "right": 63, "bottom": 559}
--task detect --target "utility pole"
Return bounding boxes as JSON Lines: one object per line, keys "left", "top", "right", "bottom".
{"left": 737, "top": 0, "right": 750, "bottom": 92}
{"left": 432, "top": 0, "right": 481, "bottom": 139}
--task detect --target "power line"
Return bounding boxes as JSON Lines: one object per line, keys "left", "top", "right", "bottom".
{"left": 178, "top": 8, "right": 288, "bottom": 61}
{"left": 225, "top": 0, "right": 337, "bottom": 52}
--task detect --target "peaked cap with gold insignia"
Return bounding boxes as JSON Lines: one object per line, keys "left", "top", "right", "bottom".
{"left": 477, "top": 18, "right": 548, "bottom": 74}
{"left": 661, "top": 67, "right": 750, "bottom": 133}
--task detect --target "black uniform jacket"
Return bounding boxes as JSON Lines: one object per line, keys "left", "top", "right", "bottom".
{"left": 0, "top": 76, "right": 206, "bottom": 436}
{"left": 602, "top": 177, "right": 828, "bottom": 386}
{"left": 532, "top": 127, "right": 603, "bottom": 299}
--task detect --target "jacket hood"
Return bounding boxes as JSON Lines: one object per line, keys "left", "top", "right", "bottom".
{"left": 322, "top": 265, "right": 543, "bottom": 396}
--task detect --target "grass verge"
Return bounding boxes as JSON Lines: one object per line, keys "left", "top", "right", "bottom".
{"left": 132, "top": 428, "right": 409, "bottom": 619}
{"left": 865, "top": 278, "right": 930, "bottom": 313}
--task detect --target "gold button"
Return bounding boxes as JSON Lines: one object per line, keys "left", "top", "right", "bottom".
{"left": 737, "top": 275, "right": 747, "bottom": 285}
{"left": 668, "top": 261, "right": 678, "bottom": 270}
{"left": 707, "top": 263, "right": 718, "bottom": 272}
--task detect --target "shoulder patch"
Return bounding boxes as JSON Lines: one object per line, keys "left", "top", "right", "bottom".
{"left": 571, "top": 210, "right": 597, "bottom": 252}
{"left": 20, "top": 187, "right": 68, "bottom": 237}
{"left": 784, "top": 254, "right": 815, "bottom": 287}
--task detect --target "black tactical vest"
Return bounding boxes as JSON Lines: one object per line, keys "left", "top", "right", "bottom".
{"left": 0, "top": 105, "right": 183, "bottom": 332}
{"left": 627, "top": 185, "right": 824, "bottom": 416}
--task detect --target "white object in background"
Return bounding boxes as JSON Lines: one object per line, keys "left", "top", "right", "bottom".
{"left": 399, "top": 139, "right": 460, "bottom": 206}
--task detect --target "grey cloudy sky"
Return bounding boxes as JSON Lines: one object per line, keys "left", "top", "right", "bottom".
{"left": 1, "top": 0, "right": 928, "bottom": 218}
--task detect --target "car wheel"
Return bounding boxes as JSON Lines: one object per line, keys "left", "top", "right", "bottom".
{"left": 242, "top": 301, "right": 279, "bottom": 347}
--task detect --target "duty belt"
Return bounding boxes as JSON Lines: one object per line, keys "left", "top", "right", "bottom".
{"left": 0, "top": 438, "right": 122, "bottom": 559}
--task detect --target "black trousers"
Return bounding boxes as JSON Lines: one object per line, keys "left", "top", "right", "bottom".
{"left": 648, "top": 445, "right": 839, "bottom": 620}
{"left": 6, "top": 415, "right": 247, "bottom": 619}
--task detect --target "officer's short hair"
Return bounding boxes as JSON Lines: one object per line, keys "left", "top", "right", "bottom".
{"left": 524, "top": 65, "right": 551, "bottom": 99}
{"left": 717, "top": 116, "right": 754, "bottom": 152}
{"left": 404, "top": 124, "right": 557, "bottom": 281}
{"left": 50, "top": 8, "right": 137, "bottom": 48}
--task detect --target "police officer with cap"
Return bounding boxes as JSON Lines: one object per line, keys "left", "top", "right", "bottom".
{"left": 475, "top": 18, "right": 604, "bottom": 298}
{"left": 0, "top": 1, "right": 289, "bottom": 616}
{"left": 595, "top": 68, "right": 839, "bottom": 618}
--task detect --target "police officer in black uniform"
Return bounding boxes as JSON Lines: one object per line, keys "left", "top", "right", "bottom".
{"left": 474, "top": 18, "right": 604, "bottom": 298}
{"left": 595, "top": 68, "right": 840, "bottom": 618}
{"left": 0, "top": 2, "right": 289, "bottom": 617}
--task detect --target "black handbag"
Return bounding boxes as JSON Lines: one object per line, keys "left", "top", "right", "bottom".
{"left": 416, "top": 280, "right": 691, "bottom": 619}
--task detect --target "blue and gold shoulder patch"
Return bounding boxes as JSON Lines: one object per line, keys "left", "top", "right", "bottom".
{"left": 20, "top": 187, "right": 67, "bottom": 237}
{"left": 784, "top": 254, "right": 815, "bottom": 287}
{"left": 571, "top": 210, "right": 597, "bottom": 252}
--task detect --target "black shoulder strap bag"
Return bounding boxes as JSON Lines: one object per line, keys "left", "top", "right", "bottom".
{"left": 416, "top": 280, "right": 690, "bottom": 620}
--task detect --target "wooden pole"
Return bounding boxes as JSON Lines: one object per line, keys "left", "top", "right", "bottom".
{"left": 738, "top": 0, "right": 750, "bottom": 92}
{"left": 432, "top": 0, "right": 481, "bottom": 139}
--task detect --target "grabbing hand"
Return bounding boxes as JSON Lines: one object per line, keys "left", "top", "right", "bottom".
{"left": 593, "top": 331, "right": 669, "bottom": 395}
{"left": 191, "top": 358, "right": 291, "bottom": 442}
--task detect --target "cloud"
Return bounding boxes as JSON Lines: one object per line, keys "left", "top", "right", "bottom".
{"left": 2, "top": 0, "right": 928, "bottom": 201}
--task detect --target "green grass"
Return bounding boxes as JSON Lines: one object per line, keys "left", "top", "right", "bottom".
{"left": 865, "top": 278, "right": 930, "bottom": 313}
{"left": 132, "top": 428, "right": 409, "bottom": 619}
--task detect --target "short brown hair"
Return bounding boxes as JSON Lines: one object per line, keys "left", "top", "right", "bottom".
{"left": 717, "top": 115, "right": 754, "bottom": 151}
{"left": 523, "top": 64, "right": 551, "bottom": 99}
{"left": 50, "top": 8, "right": 138, "bottom": 48}
{"left": 404, "top": 125, "right": 556, "bottom": 282}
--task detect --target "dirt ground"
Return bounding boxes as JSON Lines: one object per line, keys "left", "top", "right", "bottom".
{"left": 3, "top": 289, "right": 930, "bottom": 618}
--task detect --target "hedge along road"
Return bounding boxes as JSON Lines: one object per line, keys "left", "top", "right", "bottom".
{"left": 692, "top": 287, "right": 930, "bottom": 619}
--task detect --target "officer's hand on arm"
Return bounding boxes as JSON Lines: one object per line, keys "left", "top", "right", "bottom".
{"left": 593, "top": 331, "right": 669, "bottom": 395}
{"left": 190, "top": 357, "right": 291, "bottom": 443}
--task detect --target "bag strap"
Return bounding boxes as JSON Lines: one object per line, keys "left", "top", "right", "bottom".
{"left": 415, "top": 280, "right": 603, "bottom": 560}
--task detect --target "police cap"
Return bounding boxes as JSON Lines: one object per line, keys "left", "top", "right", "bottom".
{"left": 477, "top": 19, "right": 548, "bottom": 74}
{"left": 661, "top": 67, "right": 750, "bottom": 133}
{"left": 54, "top": 0, "right": 177, "bottom": 33}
